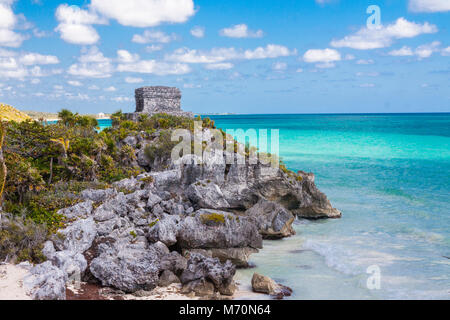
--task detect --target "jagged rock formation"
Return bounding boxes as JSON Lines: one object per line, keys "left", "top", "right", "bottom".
{"left": 21, "top": 127, "right": 340, "bottom": 300}
{"left": 127, "top": 86, "right": 194, "bottom": 119}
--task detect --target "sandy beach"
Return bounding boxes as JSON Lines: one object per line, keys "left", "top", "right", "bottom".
{"left": 0, "top": 264, "right": 31, "bottom": 300}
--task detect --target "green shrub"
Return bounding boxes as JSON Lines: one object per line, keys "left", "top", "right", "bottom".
{"left": 0, "top": 213, "right": 49, "bottom": 264}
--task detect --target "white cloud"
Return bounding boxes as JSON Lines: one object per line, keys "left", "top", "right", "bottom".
{"left": 0, "top": 50, "right": 61, "bottom": 79}
{"left": 388, "top": 46, "right": 414, "bottom": 56}
{"left": 117, "top": 49, "right": 140, "bottom": 63}
{"left": 19, "top": 53, "right": 59, "bottom": 65}
{"left": 132, "top": 30, "right": 177, "bottom": 44}
{"left": 0, "top": 1, "right": 26, "bottom": 47}
{"left": 303, "top": 48, "right": 341, "bottom": 68}
{"left": 67, "top": 80, "right": 83, "bottom": 86}
{"left": 88, "top": 85, "right": 100, "bottom": 90}
{"left": 68, "top": 46, "right": 113, "bottom": 78}
{"left": 344, "top": 54, "right": 355, "bottom": 60}
{"left": 90, "top": 0, "right": 195, "bottom": 27}
{"left": 104, "top": 86, "right": 116, "bottom": 92}
{"left": 165, "top": 45, "right": 295, "bottom": 63}
{"left": 272, "top": 61, "right": 287, "bottom": 71}
{"left": 409, "top": 0, "right": 450, "bottom": 12}
{"left": 111, "top": 96, "right": 132, "bottom": 102}
{"left": 166, "top": 47, "right": 238, "bottom": 63}
{"left": 55, "top": 4, "right": 106, "bottom": 45}
{"left": 359, "top": 83, "right": 375, "bottom": 88}
{"left": 415, "top": 41, "right": 441, "bottom": 58}
{"left": 183, "top": 83, "right": 201, "bottom": 89}
{"left": 331, "top": 18, "right": 437, "bottom": 50}
{"left": 125, "top": 76, "right": 144, "bottom": 83}
{"left": 146, "top": 45, "right": 163, "bottom": 52}
{"left": 204, "top": 63, "right": 234, "bottom": 70}
{"left": 356, "top": 59, "right": 375, "bottom": 64}
{"left": 190, "top": 26, "right": 205, "bottom": 38}
{"left": 356, "top": 72, "right": 380, "bottom": 77}
{"left": 388, "top": 41, "right": 441, "bottom": 59}
{"left": 54, "top": 85, "right": 64, "bottom": 90}
{"left": 30, "top": 78, "right": 40, "bottom": 84}
{"left": 442, "top": 47, "right": 450, "bottom": 56}
{"left": 220, "top": 24, "right": 263, "bottom": 38}
{"left": 244, "top": 45, "right": 295, "bottom": 59}
{"left": 117, "top": 60, "right": 191, "bottom": 75}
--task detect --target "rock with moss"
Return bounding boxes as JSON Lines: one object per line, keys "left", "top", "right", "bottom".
{"left": 176, "top": 209, "right": 262, "bottom": 250}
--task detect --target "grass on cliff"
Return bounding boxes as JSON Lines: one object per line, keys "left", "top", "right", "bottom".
{"left": 0, "top": 108, "right": 220, "bottom": 262}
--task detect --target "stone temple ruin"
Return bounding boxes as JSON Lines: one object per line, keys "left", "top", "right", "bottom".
{"left": 127, "top": 86, "right": 194, "bottom": 120}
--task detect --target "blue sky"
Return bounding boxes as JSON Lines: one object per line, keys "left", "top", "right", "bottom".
{"left": 0, "top": 0, "right": 449, "bottom": 114}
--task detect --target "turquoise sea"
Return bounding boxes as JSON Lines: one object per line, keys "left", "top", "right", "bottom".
{"left": 59, "top": 114, "right": 449, "bottom": 299}
{"left": 207, "top": 114, "right": 450, "bottom": 300}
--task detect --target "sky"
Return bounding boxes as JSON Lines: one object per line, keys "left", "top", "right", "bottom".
{"left": 0, "top": 0, "right": 449, "bottom": 114}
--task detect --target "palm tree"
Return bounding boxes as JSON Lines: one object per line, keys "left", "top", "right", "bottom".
{"left": 58, "top": 109, "right": 76, "bottom": 127}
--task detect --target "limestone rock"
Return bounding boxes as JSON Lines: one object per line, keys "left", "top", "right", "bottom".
{"left": 177, "top": 209, "right": 262, "bottom": 250}
{"left": 158, "top": 270, "right": 180, "bottom": 287}
{"left": 251, "top": 273, "right": 292, "bottom": 299}
{"left": 81, "top": 188, "right": 117, "bottom": 203}
{"left": 57, "top": 200, "right": 93, "bottom": 220}
{"left": 53, "top": 217, "right": 97, "bottom": 254}
{"left": 186, "top": 181, "right": 230, "bottom": 209}
{"left": 181, "top": 279, "right": 215, "bottom": 297}
{"left": 89, "top": 241, "right": 166, "bottom": 293}
{"left": 245, "top": 199, "right": 296, "bottom": 239}
{"left": 23, "top": 262, "right": 66, "bottom": 300}
{"left": 180, "top": 253, "right": 235, "bottom": 293}
{"left": 52, "top": 250, "right": 87, "bottom": 281}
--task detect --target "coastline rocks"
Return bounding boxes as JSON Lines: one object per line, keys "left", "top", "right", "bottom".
{"left": 180, "top": 253, "right": 236, "bottom": 297}
{"left": 292, "top": 171, "right": 342, "bottom": 219}
{"left": 183, "top": 247, "right": 258, "bottom": 268}
{"left": 186, "top": 181, "right": 230, "bottom": 209}
{"left": 57, "top": 200, "right": 93, "bottom": 220}
{"left": 23, "top": 261, "right": 66, "bottom": 300}
{"left": 53, "top": 217, "right": 97, "bottom": 254}
{"left": 178, "top": 153, "right": 341, "bottom": 220}
{"left": 89, "top": 241, "right": 167, "bottom": 293}
{"left": 251, "top": 273, "right": 292, "bottom": 299}
{"left": 245, "top": 199, "right": 296, "bottom": 239}
{"left": 52, "top": 250, "right": 87, "bottom": 281}
{"left": 158, "top": 270, "right": 180, "bottom": 287}
{"left": 176, "top": 209, "right": 262, "bottom": 250}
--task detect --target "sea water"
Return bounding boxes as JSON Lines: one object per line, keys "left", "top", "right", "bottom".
{"left": 208, "top": 114, "right": 450, "bottom": 300}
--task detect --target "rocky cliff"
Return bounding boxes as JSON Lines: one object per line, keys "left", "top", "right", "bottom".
{"left": 22, "top": 127, "right": 340, "bottom": 300}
